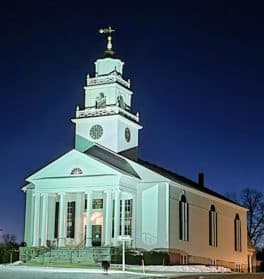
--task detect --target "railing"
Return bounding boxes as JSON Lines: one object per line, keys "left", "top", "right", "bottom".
{"left": 86, "top": 75, "right": 130, "bottom": 88}
{"left": 76, "top": 105, "right": 139, "bottom": 122}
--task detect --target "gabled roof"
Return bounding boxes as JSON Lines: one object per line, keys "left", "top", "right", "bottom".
{"left": 136, "top": 159, "right": 246, "bottom": 209}
{"left": 23, "top": 137, "right": 245, "bottom": 209}
{"left": 86, "top": 145, "right": 245, "bottom": 208}
{"left": 84, "top": 145, "right": 141, "bottom": 179}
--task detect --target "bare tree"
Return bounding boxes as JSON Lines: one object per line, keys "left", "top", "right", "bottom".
{"left": 240, "top": 188, "right": 264, "bottom": 247}
{"left": 2, "top": 233, "right": 17, "bottom": 246}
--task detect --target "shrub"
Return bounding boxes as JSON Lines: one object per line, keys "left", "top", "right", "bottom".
{"left": 0, "top": 244, "right": 19, "bottom": 264}
{"left": 126, "top": 252, "right": 142, "bottom": 265}
{"left": 143, "top": 251, "right": 169, "bottom": 265}
{"left": 111, "top": 249, "right": 170, "bottom": 265}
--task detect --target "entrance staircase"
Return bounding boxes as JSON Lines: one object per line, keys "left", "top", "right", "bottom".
{"left": 19, "top": 247, "right": 111, "bottom": 264}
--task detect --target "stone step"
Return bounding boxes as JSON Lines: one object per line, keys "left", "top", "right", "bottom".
{"left": 26, "top": 247, "right": 111, "bottom": 264}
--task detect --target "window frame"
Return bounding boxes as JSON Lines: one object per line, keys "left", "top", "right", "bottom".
{"left": 234, "top": 213, "right": 242, "bottom": 251}
{"left": 179, "top": 195, "right": 189, "bottom": 241}
{"left": 209, "top": 204, "right": 218, "bottom": 247}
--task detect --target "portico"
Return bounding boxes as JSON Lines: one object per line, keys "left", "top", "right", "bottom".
{"left": 25, "top": 185, "right": 135, "bottom": 249}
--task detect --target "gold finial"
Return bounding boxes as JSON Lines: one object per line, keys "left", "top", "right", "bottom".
{"left": 99, "top": 26, "right": 116, "bottom": 56}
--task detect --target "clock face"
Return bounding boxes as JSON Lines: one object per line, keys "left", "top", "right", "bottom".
{"left": 125, "top": 127, "right": 131, "bottom": 142}
{"left": 90, "top": 125, "right": 103, "bottom": 140}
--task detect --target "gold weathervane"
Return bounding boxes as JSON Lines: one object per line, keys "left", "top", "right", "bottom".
{"left": 99, "top": 26, "right": 115, "bottom": 52}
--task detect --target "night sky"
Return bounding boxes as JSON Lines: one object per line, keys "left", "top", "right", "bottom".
{"left": 1, "top": 1, "right": 264, "bottom": 241}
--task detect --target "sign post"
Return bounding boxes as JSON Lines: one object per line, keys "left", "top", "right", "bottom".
{"left": 141, "top": 253, "right": 145, "bottom": 273}
{"left": 118, "top": 235, "right": 132, "bottom": 272}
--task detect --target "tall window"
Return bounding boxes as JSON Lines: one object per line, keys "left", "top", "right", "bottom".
{"left": 67, "top": 201, "right": 75, "bottom": 238}
{"left": 179, "top": 195, "right": 189, "bottom": 241}
{"left": 234, "top": 214, "right": 242, "bottom": 251}
{"left": 120, "top": 199, "right": 133, "bottom": 236}
{"left": 209, "top": 205, "right": 218, "bottom": 247}
{"left": 54, "top": 201, "right": 59, "bottom": 238}
{"left": 124, "top": 199, "right": 133, "bottom": 235}
{"left": 112, "top": 200, "right": 115, "bottom": 237}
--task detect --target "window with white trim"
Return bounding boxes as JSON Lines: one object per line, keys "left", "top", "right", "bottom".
{"left": 180, "top": 255, "right": 188, "bottom": 264}
{"left": 179, "top": 195, "right": 189, "bottom": 241}
{"left": 209, "top": 205, "right": 218, "bottom": 247}
{"left": 234, "top": 214, "right": 242, "bottom": 251}
{"left": 120, "top": 199, "right": 133, "bottom": 236}
{"left": 124, "top": 199, "right": 133, "bottom": 235}
{"left": 210, "top": 258, "right": 217, "bottom": 266}
{"left": 66, "top": 201, "right": 75, "bottom": 238}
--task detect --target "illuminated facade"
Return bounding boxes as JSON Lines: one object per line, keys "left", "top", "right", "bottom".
{"left": 22, "top": 30, "right": 252, "bottom": 271}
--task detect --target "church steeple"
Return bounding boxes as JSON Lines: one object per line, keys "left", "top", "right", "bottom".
{"left": 72, "top": 28, "right": 142, "bottom": 154}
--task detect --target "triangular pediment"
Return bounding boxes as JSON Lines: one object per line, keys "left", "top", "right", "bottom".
{"left": 26, "top": 149, "right": 121, "bottom": 182}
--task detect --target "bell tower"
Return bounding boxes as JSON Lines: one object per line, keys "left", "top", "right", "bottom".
{"left": 72, "top": 27, "right": 142, "bottom": 155}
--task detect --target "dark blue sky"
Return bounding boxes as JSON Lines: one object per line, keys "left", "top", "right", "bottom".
{"left": 1, "top": 1, "right": 264, "bottom": 241}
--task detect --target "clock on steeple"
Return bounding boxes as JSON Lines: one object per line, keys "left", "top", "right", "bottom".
{"left": 72, "top": 27, "right": 142, "bottom": 154}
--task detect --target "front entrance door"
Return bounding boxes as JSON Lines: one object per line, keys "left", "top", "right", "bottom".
{"left": 92, "top": 225, "right": 102, "bottom": 246}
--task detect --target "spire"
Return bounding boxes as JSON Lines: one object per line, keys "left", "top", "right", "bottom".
{"left": 99, "top": 26, "right": 116, "bottom": 58}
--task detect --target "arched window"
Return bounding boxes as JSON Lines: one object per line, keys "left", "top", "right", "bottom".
{"left": 234, "top": 214, "right": 242, "bottom": 251}
{"left": 179, "top": 195, "right": 189, "bottom": 241}
{"left": 209, "top": 205, "right": 217, "bottom": 247}
{"left": 70, "top": 167, "right": 83, "bottom": 175}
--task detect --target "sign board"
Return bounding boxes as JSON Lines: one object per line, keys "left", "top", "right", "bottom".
{"left": 118, "top": 235, "right": 132, "bottom": 241}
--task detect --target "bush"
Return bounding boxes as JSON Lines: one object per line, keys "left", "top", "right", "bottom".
{"left": 0, "top": 250, "right": 9, "bottom": 264}
{"left": 143, "top": 251, "right": 169, "bottom": 265}
{"left": 0, "top": 244, "right": 19, "bottom": 264}
{"left": 111, "top": 249, "right": 170, "bottom": 265}
{"left": 126, "top": 252, "right": 142, "bottom": 265}
{"left": 259, "top": 261, "right": 264, "bottom": 272}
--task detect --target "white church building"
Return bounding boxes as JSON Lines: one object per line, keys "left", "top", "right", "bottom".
{"left": 22, "top": 28, "right": 253, "bottom": 271}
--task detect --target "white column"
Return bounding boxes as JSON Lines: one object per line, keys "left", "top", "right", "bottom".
{"left": 85, "top": 191, "right": 92, "bottom": 247}
{"left": 32, "top": 192, "right": 40, "bottom": 246}
{"left": 24, "top": 189, "right": 32, "bottom": 245}
{"left": 104, "top": 190, "right": 112, "bottom": 246}
{"left": 136, "top": 190, "right": 142, "bottom": 247}
{"left": 30, "top": 190, "right": 35, "bottom": 246}
{"left": 40, "top": 193, "right": 48, "bottom": 246}
{"left": 47, "top": 196, "right": 55, "bottom": 242}
{"left": 75, "top": 193, "right": 82, "bottom": 245}
{"left": 58, "top": 192, "right": 66, "bottom": 247}
{"left": 249, "top": 254, "right": 252, "bottom": 273}
{"left": 114, "top": 190, "right": 120, "bottom": 246}
{"left": 121, "top": 197, "right": 125, "bottom": 236}
{"left": 132, "top": 194, "right": 136, "bottom": 247}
